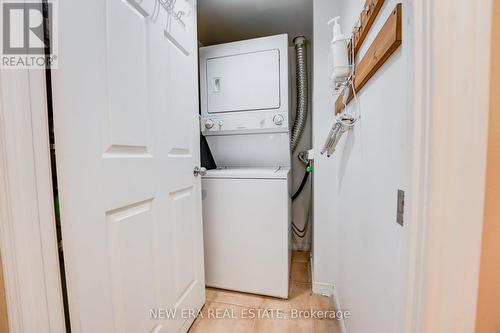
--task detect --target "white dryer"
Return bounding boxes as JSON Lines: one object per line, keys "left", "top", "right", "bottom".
{"left": 199, "top": 35, "right": 291, "bottom": 298}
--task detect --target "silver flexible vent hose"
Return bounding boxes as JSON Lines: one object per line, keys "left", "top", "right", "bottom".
{"left": 291, "top": 36, "right": 308, "bottom": 152}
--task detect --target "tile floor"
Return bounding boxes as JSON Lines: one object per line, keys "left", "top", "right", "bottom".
{"left": 188, "top": 251, "right": 341, "bottom": 333}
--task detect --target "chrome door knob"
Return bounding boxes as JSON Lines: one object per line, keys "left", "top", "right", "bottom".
{"left": 193, "top": 166, "right": 207, "bottom": 177}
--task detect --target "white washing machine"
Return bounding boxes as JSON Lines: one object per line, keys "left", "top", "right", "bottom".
{"left": 199, "top": 35, "right": 292, "bottom": 298}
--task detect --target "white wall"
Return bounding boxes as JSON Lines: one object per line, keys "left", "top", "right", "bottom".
{"left": 312, "top": 1, "right": 413, "bottom": 333}
{"left": 311, "top": 0, "right": 341, "bottom": 294}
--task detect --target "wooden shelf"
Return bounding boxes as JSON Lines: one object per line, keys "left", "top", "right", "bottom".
{"left": 335, "top": 3, "right": 402, "bottom": 114}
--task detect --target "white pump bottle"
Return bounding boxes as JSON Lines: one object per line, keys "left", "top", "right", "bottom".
{"left": 327, "top": 16, "right": 350, "bottom": 91}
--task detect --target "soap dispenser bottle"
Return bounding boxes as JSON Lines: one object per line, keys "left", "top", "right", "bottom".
{"left": 327, "top": 16, "right": 350, "bottom": 90}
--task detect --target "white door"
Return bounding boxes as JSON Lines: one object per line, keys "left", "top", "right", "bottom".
{"left": 52, "top": 1, "right": 204, "bottom": 332}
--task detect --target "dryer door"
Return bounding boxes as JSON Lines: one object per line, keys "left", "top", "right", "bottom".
{"left": 206, "top": 49, "right": 281, "bottom": 113}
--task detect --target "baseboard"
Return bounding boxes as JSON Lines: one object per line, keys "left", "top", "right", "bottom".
{"left": 311, "top": 280, "right": 348, "bottom": 333}
{"left": 311, "top": 281, "right": 334, "bottom": 295}
{"left": 332, "top": 285, "right": 348, "bottom": 333}
{"left": 310, "top": 257, "right": 334, "bottom": 295}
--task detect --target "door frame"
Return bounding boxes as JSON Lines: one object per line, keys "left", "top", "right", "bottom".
{"left": 405, "top": 0, "right": 493, "bottom": 332}
{"left": 0, "top": 1, "right": 494, "bottom": 332}
{"left": 0, "top": 67, "right": 66, "bottom": 332}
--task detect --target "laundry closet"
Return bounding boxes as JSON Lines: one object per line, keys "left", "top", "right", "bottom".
{"left": 197, "top": 5, "right": 313, "bottom": 299}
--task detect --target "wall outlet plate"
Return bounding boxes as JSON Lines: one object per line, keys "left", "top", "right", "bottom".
{"left": 307, "top": 149, "right": 314, "bottom": 161}
{"left": 397, "top": 189, "right": 405, "bottom": 226}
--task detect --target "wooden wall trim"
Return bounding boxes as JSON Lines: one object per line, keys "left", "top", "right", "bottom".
{"left": 475, "top": 0, "right": 500, "bottom": 331}
{"left": 404, "top": 0, "right": 493, "bottom": 331}
{"left": 335, "top": 3, "right": 402, "bottom": 114}
{"left": 0, "top": 254, "right": 8, "bottom": 333}
{"left": 349, "top": 0, "right": 385, "bottom": 57}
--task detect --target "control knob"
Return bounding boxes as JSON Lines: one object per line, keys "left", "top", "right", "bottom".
{"left": 205, "top": 119, "right": 214, "bottom": 129}
{"left": 273, "top": 114, "right": 284, "bottom": 126}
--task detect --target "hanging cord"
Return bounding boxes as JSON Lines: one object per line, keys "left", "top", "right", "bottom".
{"left": 291, "top": 189, "right": 312, "bottom": 238}
{"left": 291, "top": 163, "right": 313, "bottom": 238}
{"left": 292, "top": 162, "right": 311, "bottom": 201}
{"left": 342, "top": 34, "right": 361, "bottom": 124}
{"left": 321, "top": 35, "right": 362, "bottom": 158}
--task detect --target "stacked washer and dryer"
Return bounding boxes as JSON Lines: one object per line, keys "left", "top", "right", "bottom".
{"left": 199, "top": 34, "right": 292, "bottom": 298}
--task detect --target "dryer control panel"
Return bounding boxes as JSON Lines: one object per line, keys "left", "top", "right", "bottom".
{"left": 201, "top": 110, "right": 289, "bottom": 136}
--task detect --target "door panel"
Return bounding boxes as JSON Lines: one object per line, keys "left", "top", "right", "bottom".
{"left": 106, "top": 0, "right": 150, "bottom": 151}
{"left": 171, "top": 187, "right": 197, "bottom": 303}
{"left": 107, "top": 199, "right": 157, "bottom": 333}
{"left": 53, "top": 0, "right": 204, "bottom": 332}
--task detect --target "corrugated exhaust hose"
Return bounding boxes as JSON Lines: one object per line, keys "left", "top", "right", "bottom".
{"left": 291, "top": 36, "right": 308, "bottom": 152}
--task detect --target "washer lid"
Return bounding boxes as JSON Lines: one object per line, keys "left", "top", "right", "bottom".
{"left": 203, "top": 167, "right": 290, "bottom": 179}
